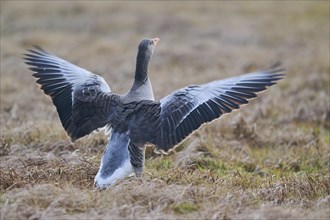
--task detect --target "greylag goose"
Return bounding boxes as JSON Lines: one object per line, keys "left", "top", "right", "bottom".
{"left": 24, "top": 38, "right": 284, "bottom": 188}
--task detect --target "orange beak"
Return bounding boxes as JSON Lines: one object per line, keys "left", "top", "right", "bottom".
{"left": 152, "top": 37, "right": 160, "bottom": 45}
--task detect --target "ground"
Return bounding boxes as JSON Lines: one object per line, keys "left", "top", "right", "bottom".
{"left": 0, "top": 1, "right": 329, "bottom": 220}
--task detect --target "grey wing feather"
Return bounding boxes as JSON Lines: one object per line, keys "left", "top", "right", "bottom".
{"left": 151, "top": 64, "right": 285, "bottom": 151}
{"left": 127, "top": 100, "right": 161, "bottom": 145}
{"left": 24, "top": 46, "right": 114, "bottom": 141}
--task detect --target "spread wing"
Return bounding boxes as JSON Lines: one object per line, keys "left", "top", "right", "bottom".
{"left": 24, "top": 46, "right": 115, "bottom": 141}
{"left": 148, "top": 64, "right": 284, "bottom": 152}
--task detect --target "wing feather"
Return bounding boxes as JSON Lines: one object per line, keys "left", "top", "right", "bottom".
{"left": 149, "top": 64, "right": 284, "bottom": 151}
{"left": 24, "top": 46, "right": 114, "bottom": 141}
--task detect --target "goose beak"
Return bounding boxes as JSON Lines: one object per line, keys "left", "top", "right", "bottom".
{"left": 152, "top": 37, "right": 160, "bottom": 45}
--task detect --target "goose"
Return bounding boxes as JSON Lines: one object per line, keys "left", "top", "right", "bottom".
{"left": 24, "top": 38, "right": 284, "bottom": 188}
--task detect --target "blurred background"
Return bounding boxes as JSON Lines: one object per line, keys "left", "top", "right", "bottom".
{"left": 1, "top": 1, "right": 329, "bottom": 219}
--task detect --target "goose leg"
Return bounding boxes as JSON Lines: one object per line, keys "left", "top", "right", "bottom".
{"left": 128, "top": 142, "right": 145, "bottom": 177}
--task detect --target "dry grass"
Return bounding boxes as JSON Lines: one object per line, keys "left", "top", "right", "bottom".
{"left": 1, "top": 1, "right": 329, "bottom": 220}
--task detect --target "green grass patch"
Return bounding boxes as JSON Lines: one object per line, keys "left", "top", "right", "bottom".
{"left": 195, "top": 158, "right": 228, "bottom": 174}
{"left": 173, "top": 202, "right": 199, "bottom": 214}
{"left": 147, "top": 157, "right": 173, "bottom": 170}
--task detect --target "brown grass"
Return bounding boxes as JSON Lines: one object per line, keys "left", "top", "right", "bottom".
{"left": 1, "top": 1, "right": 329, "bottom": 219}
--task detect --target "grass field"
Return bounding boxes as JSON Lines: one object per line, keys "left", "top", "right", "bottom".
{"left": 1, "top": 1, "right": 329, "bottom": 219}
